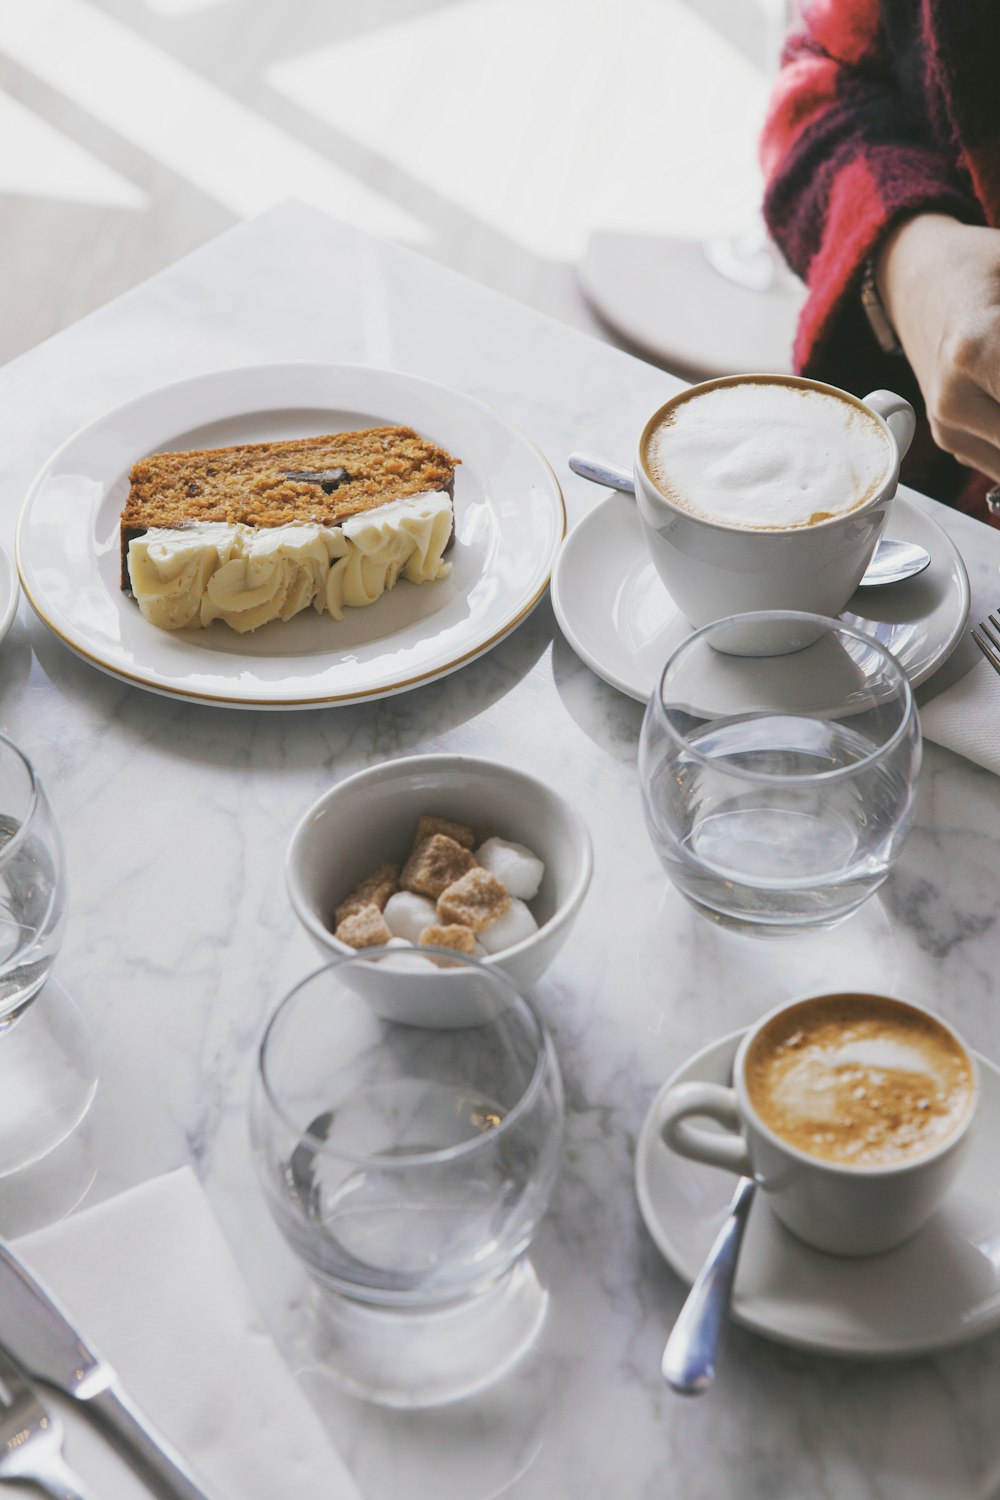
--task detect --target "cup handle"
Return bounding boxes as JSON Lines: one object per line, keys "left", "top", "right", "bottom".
{"left": 863, "top": 390, "right": 916, "bottom": 462}
{"left": 659, "top": 1081, "right": 753, "bottom": 1175}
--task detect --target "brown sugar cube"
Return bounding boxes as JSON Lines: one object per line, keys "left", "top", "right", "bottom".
{"left": 412, "top": 815, "right": 476, "bottom": 852}
{"left": 418, "top": 923, "right": 478, "bottom": 956}
{"left": 335, "top": 903, "right": 393, "bottom": 950}
{"left": 437, "top": 867, "right": 511, "bottom": 933}
{"left": 400, "top": 834, "right": 477, "bottom": 899}
{"left": 333, "top": 863, "right": 400, "bottom": 926}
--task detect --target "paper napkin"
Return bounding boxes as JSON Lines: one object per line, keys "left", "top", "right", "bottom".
{"left": 919, "top": 654, "right": 1000, "bottom": 776}
{"left": 5, "top": 1167, "right": 363, "bottom": 1500}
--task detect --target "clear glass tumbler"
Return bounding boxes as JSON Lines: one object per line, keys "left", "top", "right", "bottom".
{"left": 0, "top": 734, "right": 97, "bottom": 1235}
{"left": 638, "top": 611, "right": 922, "bottom": 933}
{"left": 250, "top": 950, "right": 564, "bottom": 1407}
{"left": 0, "top": 734, "right": 65, "bottom": 1018}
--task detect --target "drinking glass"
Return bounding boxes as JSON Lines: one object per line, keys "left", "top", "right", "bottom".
{"left": 638, "top": 611, "right": 921, "bottom": 933}
{"left": 0, "top": 734, "right": 65, "bottom": 1017}
{"left": 250, "top": 950, "right": 564, "bottom": 1408}
{"left": 0, "top": 734, "right": 97, "bottom": 1234}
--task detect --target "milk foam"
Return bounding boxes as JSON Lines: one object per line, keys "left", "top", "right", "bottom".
{"left": 746, "top": 997, "right": 974, "bottom": 1167}
{"left": 770, "top": 1040, "right": 941, "bottom": 1125}
{"left": 645, "top": 381, "right": 892, "bottom": 530}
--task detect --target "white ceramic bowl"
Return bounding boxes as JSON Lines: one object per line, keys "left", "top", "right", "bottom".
{"left": 286, "top": 753, "right": 593, "bottom": 990}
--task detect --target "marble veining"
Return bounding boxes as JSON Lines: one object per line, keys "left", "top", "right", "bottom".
{"left": 2, "top": 203, "right": 1000, "bottom": 1498}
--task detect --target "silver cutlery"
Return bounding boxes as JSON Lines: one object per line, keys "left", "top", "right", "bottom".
{"left": 0, "top": 1343, "right": 95, "bottom": 1500}
{"left": 568, "top": 453, "right": 638, "bottom": 494}
{"left": 972, "top": 612, "right": 1000, "bottom": 674}
{"left": 567, "top": 452, "right": 932, "bottom": 586}
{"left": 661, "top": 1175, "right": 756, "bottom": 1396}
{"left": 0, "top": 1239, "right": 221, "bottom": 1500}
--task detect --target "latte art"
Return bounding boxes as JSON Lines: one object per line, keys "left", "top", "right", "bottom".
{"left": 745, "top": 995, "right": 974, "bottom": 1168}
{"left": 643, "top": 379, "right": 893, "bottom": 531}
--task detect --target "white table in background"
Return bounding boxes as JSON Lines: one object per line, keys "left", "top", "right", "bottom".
{"left": 3, "top": 200, "right": 1000, "bottom": 1500}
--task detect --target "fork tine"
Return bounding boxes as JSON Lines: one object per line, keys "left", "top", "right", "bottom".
{"left": 979, "top": 613, "right": 1000, "bottom": 654}
{"left": 972, "top": 621, "right": 1000, "bottom": 675}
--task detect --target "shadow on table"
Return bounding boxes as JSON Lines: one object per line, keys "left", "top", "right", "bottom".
{"left": 549, "top": 628, "right": 645, "bottom": 762}
{"left": 296, "top": 1337, "right": 554, "bottom": 1500}
{"left": 25, "top": 596, "right": 554, "bottom": 774}
{"left": 0, "top": 615, "right": 39, "bottom": 711}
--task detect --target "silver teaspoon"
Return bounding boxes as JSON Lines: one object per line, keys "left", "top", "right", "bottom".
{"left": 661, "top": 1175, "right": 756, "bottom": 1395}
{"left": 567, "top": 453, "right": 931, "bottom": 587}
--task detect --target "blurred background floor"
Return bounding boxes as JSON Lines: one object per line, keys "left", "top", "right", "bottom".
{"left": 0, "top": 0, "right": 800, "bottom": 373}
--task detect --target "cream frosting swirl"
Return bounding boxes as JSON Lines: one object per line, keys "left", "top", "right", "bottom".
{"left": 127, "top": 492, "right": 453, "bottom": 634}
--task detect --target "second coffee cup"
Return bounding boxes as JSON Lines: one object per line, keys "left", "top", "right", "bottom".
{"left": 634, "top": 374, "right": 916, "bottom": 636}
{"left": 659, "top": 992, "right": 977, "bottom": 1256}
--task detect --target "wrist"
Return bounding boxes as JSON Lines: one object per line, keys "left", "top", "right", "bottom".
{"left": 873, "top": 212, "right": 962, "bottom": 334}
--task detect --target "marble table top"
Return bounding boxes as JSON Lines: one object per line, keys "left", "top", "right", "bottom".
{"left": 4, "top": 200, "right": 1000, "bottom": 1500}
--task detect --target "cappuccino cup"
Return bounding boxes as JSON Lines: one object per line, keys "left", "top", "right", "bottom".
{"left": 634, "top": 375, "right": 916, "bottom": 638}
{"left": 659, "top": 993, "right": 977, "bottom": 1256}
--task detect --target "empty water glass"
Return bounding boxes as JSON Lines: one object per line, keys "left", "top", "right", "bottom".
{"left": 638, "top": 611, "right": 921, "bottom": 933}
{"left": 0, "top": 735, "right": 97, "bottom": 1235}
{"left": 0, "top": 735, "right": 65, "bottom": 1018}
{"left": 250, "top": 950, "right": 564, "bottom": 1407}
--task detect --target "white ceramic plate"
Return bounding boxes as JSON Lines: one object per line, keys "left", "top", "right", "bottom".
{"left": 552, "top": 488, "right": 970, "bottom": 700}
{"left": 16, "top": 364, "right": 565, "bottom": 709}
{"left": 636, "top": 1028, "right": 1000, "bottom": 1359}
{"left": 0, "top": 541, "right": 20, "bottom": 646}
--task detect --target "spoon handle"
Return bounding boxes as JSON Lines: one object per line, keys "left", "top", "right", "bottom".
{"left": 661, "top": 1176, "right": 756, "bottom": 1396}
{"left": 568, "top": 453, "right": 635, "bottom": 494}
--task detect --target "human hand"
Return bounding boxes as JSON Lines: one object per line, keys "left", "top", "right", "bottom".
{"left": 876, "top": 213, "right": 1000, "bottom": 482}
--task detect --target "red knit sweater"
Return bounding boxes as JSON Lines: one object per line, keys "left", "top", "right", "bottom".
{"left": 761, "top": 0, "right": 1000, "bottom": 522}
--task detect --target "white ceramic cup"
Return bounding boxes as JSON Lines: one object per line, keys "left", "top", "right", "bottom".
{"left": 659, "top": 993, "right": 978, "bottom": 1256}
{"left": 634, "top": 374, "right": 916, "bottom": 633}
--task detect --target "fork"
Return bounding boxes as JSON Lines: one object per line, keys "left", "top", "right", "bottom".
{"left": 0, "top": 1345, "right": 95, "bottom": 1499}
{"left": 980, "top": 490, "right": 1000, "bottom": 670}
{"left": 971, "top": 612, "right": 1000, "bottom": 674}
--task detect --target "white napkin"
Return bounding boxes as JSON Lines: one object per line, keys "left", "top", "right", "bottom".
{"left": 5, "top": 1167, "right": 363, "bottom": 1500}
{"left": 919, "top": 655, "right": 1000, "bottom": 775}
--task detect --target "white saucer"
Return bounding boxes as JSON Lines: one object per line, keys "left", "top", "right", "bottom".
{"left": 0, "top": 540, "right": 20, "bottom": 645}
{"left": 636, "top": 1029, "right": 1000, "bottom": 1359}
{"left": 552, "top": 487, "right": 970, "bottom": 700}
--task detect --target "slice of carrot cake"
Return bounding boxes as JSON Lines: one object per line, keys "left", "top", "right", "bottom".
{"left": 121, "top": 425, "right": 459, "bottom": 633}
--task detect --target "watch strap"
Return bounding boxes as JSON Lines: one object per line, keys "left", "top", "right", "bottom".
{"left": 860, "top": 257, "right": 903, "bottom": 356}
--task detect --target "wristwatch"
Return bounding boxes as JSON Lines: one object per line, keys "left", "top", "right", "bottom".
{"left": 860, "top": 256, "right": 903, "bottom": 355}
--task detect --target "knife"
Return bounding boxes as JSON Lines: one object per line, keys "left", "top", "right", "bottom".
{"left": 0, "top": 1237, "right": 222, "bottom": 1500}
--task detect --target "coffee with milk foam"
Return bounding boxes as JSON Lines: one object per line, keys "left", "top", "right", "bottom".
{"left": 643, "top": 379, "right": 893, "bottom": 531}
{"left": 745, "top": 994, "right": 974, "bottom": 1168}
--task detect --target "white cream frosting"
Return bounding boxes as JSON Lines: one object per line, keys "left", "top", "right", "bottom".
{"left": 127, "top": 492, "right": 453, "bottom": 633}
{"left": 646, "top": 382, "right": 892, "bottom": 530}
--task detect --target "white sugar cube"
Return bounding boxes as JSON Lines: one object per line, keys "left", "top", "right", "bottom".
{"left": 477, "top": 897, "right": 539, "bottom": 954}
{"left": 475, "top": 837, "right": 545, "bottom": 901}
{"left": 383, "top": 891, "right": 438, "bottom": 943}
{"left": 379, "top": 950, "right": 441, "bottom": 973}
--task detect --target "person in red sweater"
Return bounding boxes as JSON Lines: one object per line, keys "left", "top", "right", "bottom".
{"left": 761, "top": 0, "right": 1000, "bottom": 524}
